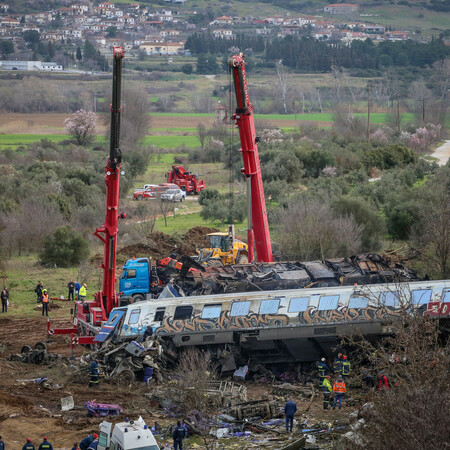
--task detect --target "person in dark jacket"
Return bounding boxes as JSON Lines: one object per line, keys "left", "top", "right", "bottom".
{"left": 1, "top": 287, "right": 8, "bottom": 313}
{"left": 87, "top": 439, "right": 98, "bottom": 450}
{"left": 0, "top": 435, "right": 4, "bottom": 450}
{"left": 317, "top": 358, "right": 329, "bottom": 381}
{"left": 173, "top": 420, "right": 186, "bottom": 450}
{"left": 22, "top": 438, "right": 35, "bottom": 450}
{"left": 71, "top": 443, "right": 79, "bottom": 450}
{"left": 38, "top": 437, "right": 53, "bottom": 450}
{"left": 80, "top": 434, "right": 97, "bottom": 450}
{"left": 143, "top": 326, "right": 153, "bottom": 341}
{"left": 284, "top": 396, "right": 297, "bottom": 432}
{"left": 362, "top": 370, "right": 375, "bottom": 388}
{"left": 67, "top": 280, "right": 75, "bottom": 301}
{"left": 89, "top": 360, "right": 99, "bottom": 388}
{"left": 35, "top": 281, "right": 43, "bottom": 303}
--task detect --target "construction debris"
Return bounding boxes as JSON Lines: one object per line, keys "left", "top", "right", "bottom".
{"left": 84, "top": 401, "right": 123, "bottom": 417}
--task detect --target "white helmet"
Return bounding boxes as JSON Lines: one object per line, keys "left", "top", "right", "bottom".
{"left": 321, "top": 358, "right": 326, "bottom": 362}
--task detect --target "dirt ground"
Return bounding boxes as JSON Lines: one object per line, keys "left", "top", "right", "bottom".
{"left": 0, "top": 113, "right": 326, "bottom": 135}
{"left": 0, "top": 314, "right": 352, "bottom": 450}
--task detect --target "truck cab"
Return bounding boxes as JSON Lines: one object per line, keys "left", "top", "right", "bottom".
{"left": 120, "top": 258, "right": 153, "bottom": 302}
{"left": 98, "top": 417, "right": 160, "bottom": 450}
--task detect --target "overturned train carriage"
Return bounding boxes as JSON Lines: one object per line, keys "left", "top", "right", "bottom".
{"left": 107, "top": 280, "right": 450, "bottom": 366}
{"left": 174, "top": 253, "right": 420, "bottom": 296}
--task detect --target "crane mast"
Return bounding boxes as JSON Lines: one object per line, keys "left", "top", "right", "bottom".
{"left": 93, "top": 47, "right": 125, "bottom": 319}
{"left": 228, "top": 53, "right": 273, "bottom": 263}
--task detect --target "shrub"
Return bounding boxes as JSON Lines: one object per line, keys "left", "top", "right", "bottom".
{"left": 39, "top": 225, "right": 89, "bottom": 268}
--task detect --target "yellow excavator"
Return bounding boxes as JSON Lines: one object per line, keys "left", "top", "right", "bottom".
{"left": 199, "top": 225, "right": 249, "bottom": 265}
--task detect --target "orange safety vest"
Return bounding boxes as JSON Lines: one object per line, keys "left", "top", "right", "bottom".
{"left": 42, "top": 293, "right": 49, "bottom": 303}
{"left": 333, "top": 380, "right": 346, "bottom": 393}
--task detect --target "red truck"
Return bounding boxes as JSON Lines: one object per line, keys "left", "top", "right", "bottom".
{"left": 165, "top": 165, "right": 205, "bottom": 195}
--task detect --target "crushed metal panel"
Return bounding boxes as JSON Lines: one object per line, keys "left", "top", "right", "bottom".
{"left": 303, "top": 262, "right": 336, "bottom": 281}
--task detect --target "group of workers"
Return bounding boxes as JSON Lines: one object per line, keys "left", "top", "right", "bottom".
{"left": 318, "top": 353, "right": 391, "bottom": 410}
{"left": 0, "top": 436, "right": 54, "bottom": 450}
{"left": 33, "top": 280, "right": 88, "bottom": 316}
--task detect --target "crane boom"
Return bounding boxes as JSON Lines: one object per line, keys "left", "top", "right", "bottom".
{"left": 94, "top": 47, "right": 125, "bottom": 319}
{"left": 228, "top": 53, "right": 273, "bottom": 262}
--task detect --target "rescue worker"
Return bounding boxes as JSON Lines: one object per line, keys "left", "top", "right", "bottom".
{"left": 1, "top": 287, "right": 9, "bottom": 313}
{"left": 143, "top": 325, "right": 153, "bottom": 341}
{"left": 22, "top": 438, "right": 35, "bottom": 450}
{"left": 80, "top": 434, "right": 97, "bottom": 450}
{"left": 78, "top": 283, "right": 87, "bottom": 302}
{"left": 0, "top": 435, "right": 4, "bottom": 450}
{"left": 333, "top": 353, "right": 343, "bottom": 375}
{"left": 89, "top": 359, "right": 99, "bottom": 388}
{"left": 67, "top": 280, "right": 75, "bottom": 301}
{"left": 71, "top": 443, "right": 79, "bottom": 450}
{"left": 332, "top": 375, "right": 346, "bottom": 410}
{"left": 172, "top": 420, "right": 186, "bottom": 450}
{"left": 75, "top": 281, "right": 81, "bottom": 300}
{"left": 378, "top": 371, "right": 390, "bottom": 391}
{"left": 87, "top": 438, "right": 98, "bottom": 450}
{"left": 320, "top": 375, "right": 333, "bottom": 410}
{"left": 317, "top": 357, "right": 329, "bottom": 381}
{"left": 284, "top": 396, "right": 297, "bottom": 432}
{"left": 38, "top": 437, "right": 53, "bottom": 450}
{"left": 362, "top": 370, "right": 375, "bottom": 388}
{"left": 35, "top": 281, "right": 43, "bottom": 304}
{"left": 41, "top": 289, "right": 49, "bottom": 317}
{"left": 341, "top": 355, "right": 351, "bottom": 379}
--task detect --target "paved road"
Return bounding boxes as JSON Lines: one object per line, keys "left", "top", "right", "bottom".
{"left": 432, "top": 140, "right": 450, "bottom": 166}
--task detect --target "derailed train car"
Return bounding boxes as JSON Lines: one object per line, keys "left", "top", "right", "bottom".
{"left": 105, "top": 280, "right": 450, "bottom": 366}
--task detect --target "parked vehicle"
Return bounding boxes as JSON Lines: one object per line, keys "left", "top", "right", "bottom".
{"left": 161, "top": 188, "right": 186, "bottom": 202}
{"left": 133, "top": 185, "right": 167, "bottom": 200}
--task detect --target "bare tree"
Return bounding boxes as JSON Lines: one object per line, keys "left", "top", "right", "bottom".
{"left": 196, "top": 123, "right": 208, "bottom": 150}
{"left": 275, "top": 198, "right": 363, "bottom": 260}
{"left": 276, "top": 62, "right": 292, "bottom": 114}
{"left": 159, "top": 199, "right": 174, "bottom": 227}
{"left": 121, "top": 87, "right": 152, "bottom": 146}
{"left": 134, "top": 202, "right": 158, "bottom": 244}
{"left": 408, "top": 79, "right": 433, "bottom": 124}
{"left": 411, "top": 167, "right": 450, "bottom": 279}
{"left": 341, "top": 294, "right": 449, "bottom": 450}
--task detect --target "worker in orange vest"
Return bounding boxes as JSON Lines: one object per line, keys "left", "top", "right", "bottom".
{"left": 42, "top": 289, "right": 49, "bottom": 317}
{"left": 332, "top": 375, "right": 346, "bottom": 410}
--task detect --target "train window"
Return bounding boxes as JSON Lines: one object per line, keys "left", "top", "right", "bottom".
{"left": 259, "top": 299, "right": 280, "bottom": 314}
{"left": 129, "top": 309, "right": 140, "bottom": 324}
{"left": 154, "top": 307, "right": 165, "bottom": 322}
{"left": 230, "top": 301, "right": 251, "bottom": 316}
{"left": 174, "top": 305, "right": 193, "bottom": 320}
{"left": 411, "top": 289, "right": 432, "bottom": 305}
{"left": 380, "top": 291, "right": 400, "bottom": 306}
{"left": 348, "top": 297, "right": 369, "bottom": 309}
{"left": 289, "top": 297, "right": 309, "bottom": 312}
{"left": 202, "top": 304, "right": 222, "bottom": 319}
{"left": 318, "top": 295, "right": 339, "bottom": 310}
{"left": 442, "top": 289, "right": 450, "bottom": 302}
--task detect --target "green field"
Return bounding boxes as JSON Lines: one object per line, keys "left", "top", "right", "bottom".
{"left": 144, "top": 135, "right": 200, "bottom": 148}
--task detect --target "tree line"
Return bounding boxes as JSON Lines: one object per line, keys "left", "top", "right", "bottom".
{"left": 185, "top": 34, "right": 450, "bottom": 73}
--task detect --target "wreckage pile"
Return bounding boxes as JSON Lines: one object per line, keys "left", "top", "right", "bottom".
{"left": 173, "top": 253, "right": 420, "bottom": 296}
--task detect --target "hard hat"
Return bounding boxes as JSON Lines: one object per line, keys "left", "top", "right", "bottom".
{"left": 343, "top": 355, "right": 348, "bottom": 360}
{"left": 43, "top": 437, "right": 48, "bottom": 440}
{"left": 43, "top": 289, "right": 47, "bottom": 293}
{"left": 27, "top": 439, "right": 31, "bottom": 442}
{"left": 93, "top": 433, "right": 98, "bottom": 439}
{"left": 326, "top": 375, "right": 331, "bottom": 379}
{"left": 321, "top": 358, "right": 326, "bottom": 362}
{"left": 338, "top": 352, "right": 342, "bottom": 357}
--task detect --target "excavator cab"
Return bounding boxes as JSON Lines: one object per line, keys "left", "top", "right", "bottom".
{"left": 208, "top": 234, "right": 230, "bottom": 253}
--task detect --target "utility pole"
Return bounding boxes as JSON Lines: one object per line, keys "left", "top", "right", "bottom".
{"left": 366, "top": 82, "right": 371, "bottom": 143}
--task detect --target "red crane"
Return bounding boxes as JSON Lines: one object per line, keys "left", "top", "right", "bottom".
{"left": 47, "top": 48, "right": 126, "bottom": 343}
{"left": 228, "top": 53, "right": 273, "bottom": 263}
{"left": 93, "top": 46, "right": 125, "bottom": 319}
